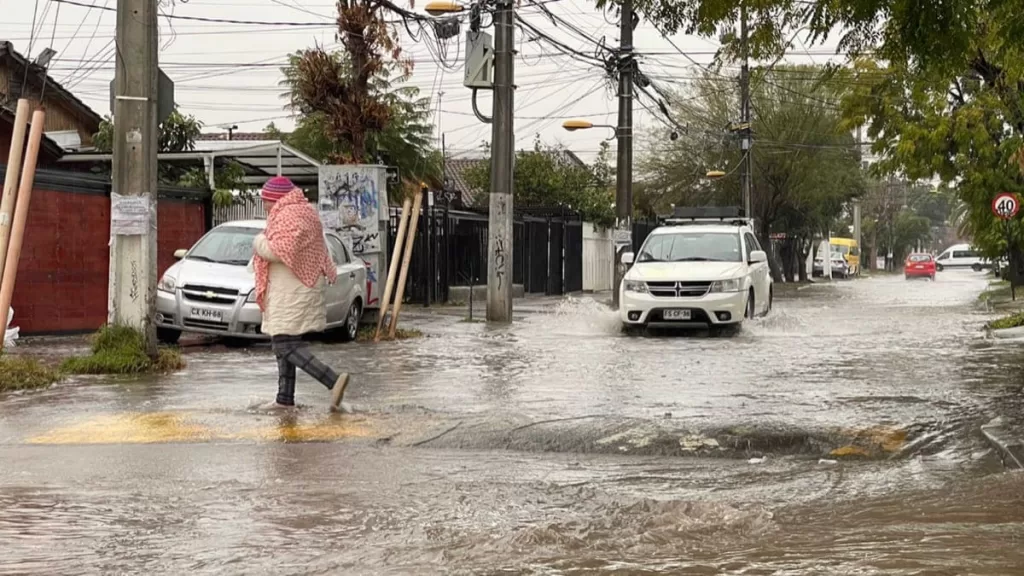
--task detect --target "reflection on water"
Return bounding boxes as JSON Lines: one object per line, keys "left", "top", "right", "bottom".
{"left": 2, "top": 270, "right": 1023, "bottom": 573}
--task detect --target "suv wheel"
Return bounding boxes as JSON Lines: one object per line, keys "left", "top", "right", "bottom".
{"left": 745, "top": 289, "right": 756, "bottom": 320}
{"left": 972, "top": 263, "right": 982, "bottom": 272}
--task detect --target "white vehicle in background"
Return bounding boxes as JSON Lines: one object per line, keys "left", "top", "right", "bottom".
{"left": 155, "top": 220, "right": 366, "bottom": 343}
{"left": 935, "top": 243, "right": 983, "bottom": 271}
{"left": 619, "top": 207, "right": 773, "bottom": 331}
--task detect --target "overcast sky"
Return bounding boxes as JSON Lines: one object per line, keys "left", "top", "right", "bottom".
{"left": 2, "top": 0, "right": 847, "bottom": 163}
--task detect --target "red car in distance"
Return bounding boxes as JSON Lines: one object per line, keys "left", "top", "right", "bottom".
{"left": 905, "top": 253, "right": 936, "bottom": 280}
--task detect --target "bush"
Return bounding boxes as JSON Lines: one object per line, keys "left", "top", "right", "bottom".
{"left": 988, "top": 312, "right": 1024, "bottom": 331}
{"left": 61, "top": 325, "right": 185, "bottom": 374}
{"left": 0, "top": 355, "right": 62, "bottom": 392}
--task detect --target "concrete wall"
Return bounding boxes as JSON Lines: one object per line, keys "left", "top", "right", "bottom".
{"left": 582, "top": 223, "right": 614, "bottom": 292}
{"left": 0, "top": 170, "right": 208, "bottom": 334}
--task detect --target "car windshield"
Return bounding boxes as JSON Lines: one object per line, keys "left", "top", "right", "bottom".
{"left": 638, "top": 231, "right": 742, "bottom": 263}
{"left": 908, "top": 254, "right": 932, "bottom": 262}
{"left": 186, "top": 226, "right": 260, "bottom": 266}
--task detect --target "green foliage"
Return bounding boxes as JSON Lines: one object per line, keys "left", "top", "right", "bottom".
{"left": 988, "top": 311, "right": 1024, "bottom": 330}
{"left": 61, "top": 325, "right": 185, "bottom": 375}
{"left": 464, "top": 137, "right": 615, "bottom": 226}
{"left": 0, "top": 355, "right": 62, "bottom": 392}
{"left": 178, "top": 161, "right": 250, "bottom": 207}
{"left": 94, "top": 109, "right": 203, "bottom": 154}
{"left": 279, "top": 53, "right": 440, "bottom": 193}
{"left": 638, "top": 65, "right": 864, "bottom": 273}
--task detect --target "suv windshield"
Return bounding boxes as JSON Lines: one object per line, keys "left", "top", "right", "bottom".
{"left": 186, "top": 226, "right": 260, "bottom": 266}
{"left": 638, "top": 231, "right": 742, "bottom": 263}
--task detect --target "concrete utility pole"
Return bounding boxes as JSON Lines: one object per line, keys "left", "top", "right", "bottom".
{"left": 852, "top": 199, "right": 862, "bottom": 274}
{"left": 486, "top": 0, "right": 514, "bottom": 322}
{"left": 739, "top": 2, "right": 752, "bottom": 220}
{"left": 110, "top": 0, "right": 159, "bottom": 356}
{"left": 611, "top": 0, "right": 634, "bottom": 309}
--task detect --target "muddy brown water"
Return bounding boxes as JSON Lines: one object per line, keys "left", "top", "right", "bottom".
{"left": 2, "top": 270, "right": 1024, "bottom": 574}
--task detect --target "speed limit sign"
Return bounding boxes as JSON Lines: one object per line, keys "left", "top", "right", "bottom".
{"left": 993, "top": 192, "right": 1020, "bottom": 220}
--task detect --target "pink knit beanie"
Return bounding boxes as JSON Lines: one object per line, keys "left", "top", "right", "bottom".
{"left": 261, "top": 176, "right": 295, "bottom": 202}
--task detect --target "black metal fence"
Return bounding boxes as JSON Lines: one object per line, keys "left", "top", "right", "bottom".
{"left": 387, "top": 205, "right": 584, "bottom": 304}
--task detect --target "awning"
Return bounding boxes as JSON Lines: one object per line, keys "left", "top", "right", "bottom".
{"left": 58, "top": 140, "right": 321, "bottom": 187}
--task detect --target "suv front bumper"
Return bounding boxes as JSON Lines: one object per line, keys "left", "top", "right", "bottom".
{"left": 620, "top": 289, "right": 747, "bottom": 327}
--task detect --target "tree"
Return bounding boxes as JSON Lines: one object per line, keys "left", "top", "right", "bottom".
{"left": 276, "top": 54, "right": 440, "bottom": 193}
{"left": 638, "top": 65, "right": 865, "bottom": 281}
{"left": 463, "top": 137, "right": 616, "bottom": 226}
{"left": 93, "top": 109, "right": 245, "bottom": 200}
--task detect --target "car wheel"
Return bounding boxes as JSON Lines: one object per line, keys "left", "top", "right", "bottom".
{"left": 157, "top": 328, "right": 181, "bottom": 345}
{"left": 972, "top": 263, "right": 982, "bottom": 272}
{"left": 936, "top": 263, "right": 944, "bottom": 272}
{"left": 745, "top": 289, "right": 756, "bottom": 320}
{"left": 339, "top": 299, "right": 362, "bottom": 342}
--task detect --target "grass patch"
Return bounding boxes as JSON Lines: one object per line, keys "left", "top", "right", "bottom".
{"left": 979, "top": 280, "right": 1012, "bottom": 303}
{"left": 356, "top": 325, "right": 424, "bottom": 342}
{"left": 0, "top": 355, "right": 63, "bottom": 392}
{"left": 61, "top": 325, "right": 185, "bottom": 375}
{"left": 988, "top": 312, "right": 1024, "bottom": 331}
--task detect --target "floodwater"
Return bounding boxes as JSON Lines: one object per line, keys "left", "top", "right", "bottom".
{"left": 2, "top": 270, "right": 1024, "bottom": 574}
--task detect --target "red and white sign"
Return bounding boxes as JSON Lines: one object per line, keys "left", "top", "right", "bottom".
{"left": 993, "top": 192, "right": 1020, "bottom": 220}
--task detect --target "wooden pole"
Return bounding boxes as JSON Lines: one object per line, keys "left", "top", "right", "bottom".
{"left": 0, "top": 109, "right": 45, "bottom": 350}
{"left": 388, "top": 190, "right": 424, "bottom": 338}
{"left": 374, "top": 197, "right": 412, "bottom": 342}
{"left": 0, "top": 99, "right": 30, "bottom": 283}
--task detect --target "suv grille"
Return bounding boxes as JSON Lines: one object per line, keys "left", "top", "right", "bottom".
{"left": 181, "top": 284, "right": 239, "bottom": 304}
{"left": 646, "top": 281, "right": 712, "bottom": 298}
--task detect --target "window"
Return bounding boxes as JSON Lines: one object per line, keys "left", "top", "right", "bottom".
{"left": 851, "top": 246, "right": 861, "bottom": 256}
{"left": 638, "top": 232, "right": 743, "bottom": 263}
{"left": 832, "top": 244, "right": 851, "bottom": 255}
{"left": 186, "top": 226, "right": 260, "bottom": 266}
{"left": 326, "top": 235, "right": 349, "bottom": 265}
{"left": 953, "top": 250, "right": 978, "bottom": 259}
{"left": 908, "top": 254, "right": 933, "bottom": 262}
{"left": 743, "top": 233, "right": 761, "bottom": 258}
{"left": 938, "top": 252, "right": 950, "bottom": 261}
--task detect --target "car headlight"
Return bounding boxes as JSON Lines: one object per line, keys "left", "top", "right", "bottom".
{"left": 157, "top": 275, "right": 176, "bottom": 293}
{"left": 710, "top": 277, "right": 744, "bottom": 292}
{"left": 623, "top": 280, "right": 648, "bottom": 293}
{"left": 246, "top": 289, "right": 257, "bottom": 303}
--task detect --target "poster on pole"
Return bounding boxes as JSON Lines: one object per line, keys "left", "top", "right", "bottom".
{"left": 110, "top": 192, "right": 152, "bottom": 235}
{"left": 318, "top": 165, "right": 389, "bottom": 309}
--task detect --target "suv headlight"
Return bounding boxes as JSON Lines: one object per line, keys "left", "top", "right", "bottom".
{"left": 157, "top": 275, "right": 176, "bottom": 293}
{"left": 710, "top": 277, "right": 744, "bottom": 292}
{"left": 246, "top": 289, "right": 258, "bottom": 303}
{"left": 623, "top": 280, "right": 648, "bottom": 293}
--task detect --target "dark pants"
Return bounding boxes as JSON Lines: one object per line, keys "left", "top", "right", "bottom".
{"left": 271, "top": 335, "right": 341, "bottom": 406}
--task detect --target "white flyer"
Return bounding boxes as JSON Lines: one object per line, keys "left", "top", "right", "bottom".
{"left": 110, "top": 192, "right": 152, "bottom": 235}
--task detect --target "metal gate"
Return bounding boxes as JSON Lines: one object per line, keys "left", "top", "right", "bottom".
{"left": 525, "top": 218, "right": 548, "bottom": 294}
{"left": 563, "top": 220, "right": 583, "bottom": 293}
{"left": 547, "top": 219, "right": 564, "bottom": 295}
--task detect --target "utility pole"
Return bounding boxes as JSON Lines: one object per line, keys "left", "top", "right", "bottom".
{"left": 739, "top": 2, "right": 752, "bottom": 220}
{"left": 110, "top": 0, "right": 159, "bottom": 356}
{"left": 611, "top": 0, "right": 634, "bottom": 309}
{"left": 486, "top": 0, "right": 514, "bottom": 322}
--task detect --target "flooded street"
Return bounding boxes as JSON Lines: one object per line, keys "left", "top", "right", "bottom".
{"left": 3, "top": 271, "right": 1024, "bottom": 574}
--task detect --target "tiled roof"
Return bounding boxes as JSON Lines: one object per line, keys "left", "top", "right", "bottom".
{"left": 197, "top": 132, "right": 282, "bottom": 142}
{"left": 0, "top": 41, "right": 103, "bottom": 131}
{"left": 445, "top": 157, "right": 487, "bottom": 207}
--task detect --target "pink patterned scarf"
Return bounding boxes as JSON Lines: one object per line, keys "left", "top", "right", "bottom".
{"left": 253, "top": 190, "right": 337, "bottom": 311}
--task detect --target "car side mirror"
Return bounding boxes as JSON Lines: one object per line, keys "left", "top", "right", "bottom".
{"left": 621, "top": 252, "right": 635, "bottom": 265}
{"left": 748, "top": 250, "right": 768, "bottom": 264}
{"left": 173, "top": 249, "right": 187, "bottom": 259}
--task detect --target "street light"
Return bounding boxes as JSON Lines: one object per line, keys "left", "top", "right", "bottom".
{"left": 561, "top": 119, "right": 616, "bottom": 141}
{"left": 425, "top": 1, "right": 464, "bottom": 15}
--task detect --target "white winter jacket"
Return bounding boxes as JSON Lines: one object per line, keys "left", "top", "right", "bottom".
{"left": 251, "top": 233, "right": 327, "bottom": 336}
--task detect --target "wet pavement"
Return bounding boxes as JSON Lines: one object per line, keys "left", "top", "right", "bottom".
{"left": 3, "top": 270, "right": 1024, "bottom": 574}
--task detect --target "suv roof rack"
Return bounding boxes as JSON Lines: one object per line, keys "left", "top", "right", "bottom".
{"left": 661, "top": 206, "right": 751, "bottom": 227}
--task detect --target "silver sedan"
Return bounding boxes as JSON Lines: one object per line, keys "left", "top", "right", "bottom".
{"left": 155, "top": 220, "right": 366, "bottom": 343}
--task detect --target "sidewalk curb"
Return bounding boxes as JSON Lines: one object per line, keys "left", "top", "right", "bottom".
{"left": 981, "top": 418, "right": 1024, "bottom": 469}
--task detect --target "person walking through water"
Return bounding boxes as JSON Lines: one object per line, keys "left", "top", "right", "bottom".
{"left": 251, "top": 176, "right": 349, "bottom": 411}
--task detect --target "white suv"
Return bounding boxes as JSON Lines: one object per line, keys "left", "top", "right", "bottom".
{"left": 619, "top": 218, "right": 773, "bottom": 330}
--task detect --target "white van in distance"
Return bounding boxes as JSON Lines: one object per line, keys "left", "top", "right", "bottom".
{"left": 935, "top": 243, "right": 983, "bottom": 271}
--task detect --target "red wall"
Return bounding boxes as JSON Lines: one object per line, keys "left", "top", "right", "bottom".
{"left": 10, "top": 188, "right": 207, "bottom": 334}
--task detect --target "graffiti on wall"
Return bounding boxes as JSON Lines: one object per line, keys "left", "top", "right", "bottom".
{"left": 319, "top": 165, "right": 389, "bottom": 309}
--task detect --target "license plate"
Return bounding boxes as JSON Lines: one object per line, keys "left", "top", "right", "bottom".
{"left": 914, "top": 265, "right": 924, "bottom": 269}
{"left": 190, "top": 307, "right": 223, "bottom": 322}
{"left": 663, "top": 309, "right": 692, "bottom": 320}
